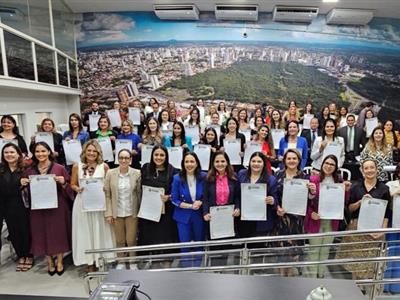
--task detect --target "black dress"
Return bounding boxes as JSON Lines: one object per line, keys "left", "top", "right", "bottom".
{"left": 138, "top": 163, "right": 178, "bottom": 253}
{"left": 0, "top": 166, "right": 31, "bottom": 258}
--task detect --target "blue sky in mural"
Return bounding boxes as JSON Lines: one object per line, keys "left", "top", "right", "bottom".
{"left": 77, "top": 12, "right": 400, "bottom": 50}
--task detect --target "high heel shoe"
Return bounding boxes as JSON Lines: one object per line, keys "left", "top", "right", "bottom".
{"left": 48, "top": 268, "right": 56, "bottom": 276}
{"left": 56, "top": 266, "right": 64, "bottom": 276}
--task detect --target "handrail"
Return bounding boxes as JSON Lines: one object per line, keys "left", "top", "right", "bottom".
{"left": 85, "top": 228, "right": 400, "bottom": 254}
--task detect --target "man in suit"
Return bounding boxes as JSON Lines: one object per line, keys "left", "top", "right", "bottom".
{"left": 338, "top": 114, "right": 366, "bottom": 162}
{"left": 146, "top": 101, "right": 160, "bottom": 121}
{"left": 301, "top": 117, "right": 321, "bottom": 165}
{"left": 83, "top": 101, "right": 101, "bottom": 133}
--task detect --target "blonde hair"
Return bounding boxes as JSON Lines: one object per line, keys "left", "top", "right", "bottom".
{"left": 80, "top": 140, "right": 104, "bottom": 164}
{"left": 121, "top": 119, "right": 134, "bottom": 133}
{"left": 366, "top": 126, "right": 391, "bottom": 156}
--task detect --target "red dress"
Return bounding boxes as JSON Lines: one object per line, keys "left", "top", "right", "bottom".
{"left": 24, "top": 163, "right": 72, "bottom": 256}
{"left": 261, "top": 141, "right": 272, "bottom": 174}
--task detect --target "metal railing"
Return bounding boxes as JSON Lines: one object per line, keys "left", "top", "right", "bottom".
{"left": 84, "top": 228, "right": 400, "bottom": 300}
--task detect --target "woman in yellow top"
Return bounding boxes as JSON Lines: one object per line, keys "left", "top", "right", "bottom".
{"left": 383, "top": 119, "right": 400, "bottom": 148}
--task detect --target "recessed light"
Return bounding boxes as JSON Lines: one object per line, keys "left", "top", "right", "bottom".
{"left": 323, "top": 0, "right": 339, "bottom": 2}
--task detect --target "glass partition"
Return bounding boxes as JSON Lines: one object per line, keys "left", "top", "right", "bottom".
{"left": 4, "top": 31, "right": 34, "bottom": 80}
{"left": 52, "top": 0, "right": 75, "bottom": 58}
{"left": 58, "top": 53, "right": 68, "bottom": 86}
{"left": 0, "top": 0, "right": 51, "bottom": 44}
{"left": 69, "top": 60, "right": 77, "bottom": 88}
{"left": 36, "top": 44, "right": 56, "bottom": 84}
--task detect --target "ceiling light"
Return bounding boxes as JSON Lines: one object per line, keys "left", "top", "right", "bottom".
{"left": 322, "top": 0, "right": 339, "bottom": 3}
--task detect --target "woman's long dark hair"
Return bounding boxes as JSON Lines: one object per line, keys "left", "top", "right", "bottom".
{"left": 202, "top": 127, "right": 219, "bottom": 148}
{"left": 284, "top": 121, "right": 299, "bottom": 142}
{"left": 172, "top": 121, "right": 186, "bottom": 146}
{"left": 225, "top": 117, "right": 239, "bottom": 135}
{"left": 319, "top": 154, "right": 340, "bottom": 183}
{"left": 69, "top": 113, "right": 83, "bottom": 132}
{"left": 384, "top": 119, "right": 398, "bottom": 147}
{"left": 31, "top": 141, "right": 54, "bottom": 166}
{"left": 0, "top": 143, "right": 25, "bottom": 174}
{"left": 321, "top": 118, "right": 338, "bottom": 141}
{"left": 0, "top": 115, "right": 20, "bottom": 135}
{"left": 158, "top": 108, "right": 170, "bottom": 125}
{"left": 179, "top": 152, "right": 202, "bottom": 182}
{"left": 246, "top": 151, "right": 270, "bottom": 182}
{"left": 188, "top": 107, "right": 201, "bottom": 125}
{"left": 148, "top": 145, "right": 169, "bottom": 175}
{"left": 206, "top": 151, "right": 236, "bottom": 182}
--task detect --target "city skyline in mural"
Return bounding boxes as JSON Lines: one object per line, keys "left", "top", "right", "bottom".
{"left": 76, "top": 12, "right": 400, "bottom": 120}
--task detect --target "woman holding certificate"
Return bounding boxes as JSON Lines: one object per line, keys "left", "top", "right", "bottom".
{"left": 237, "top": 152, "right": 277, "bottom": 239}
{"left": 202, "top": 151, "right": 240, "bottom": 240}
{"left": 138, "top": 145, "right": 178, "bottom": 258}
{"left": 360, "top": 126, "right": 393, "bottom": 181}
{"left": 310, "top": 118, "right": 345, "bottom": 171}
{"left": 163, "top": 121, "right": 193, "bottom": 151}
{"left": 21, "top": 142, "right": 72, "bottom": 276}
{"left": 336, "top": 159, "right": 391, "bottom": 280}
{"left": 0, "top": 115, "right": 28, "bottom": 157}
{"left": 117, "top": 120, "right": 142, "bottom": 169}
{"left": 278, "top": 121, "right": 308, "bottom": 169}
{"left": 62, "top": 113, "right": 90, "bottom": 145}
{"left": 140, "top": 117, "right": 163, "bottom": 147}
{"left": 30, "top": 118, "right": 65, "bottom": 165}
{"left": 252, "top": 125, "right": 276, "bottom": 174}
{"left": 219, "top": 117, "right": 246, "bottom": 172}
{"left": 104, "top": 149, "right": 141, "bottom": 263}
{"left": 201, "top": 127, "right": 220, "bottom": 152}
{"left": 304, "top": 155, "right": 351, "bottom": 278}
{"left": 275, "top": 149, "right": 315, "bottom": 277}
{"left": 171, "top": 152, "right": 206, "bottom": 267}
{"left": 0, "top": 143, "right": 32, "bottom": 272}
{"left": 70, "top": 140, "right": 114, "bottom": 272}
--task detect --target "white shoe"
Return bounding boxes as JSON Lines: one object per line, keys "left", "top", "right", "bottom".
{"left": 129, "top": 263, "right": 138, "bottom": 270}
{"left": 116, "top": 263, "right": 125, "bottom": 270}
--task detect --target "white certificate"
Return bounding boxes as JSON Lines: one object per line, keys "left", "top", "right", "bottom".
{"left": 114, "top": 139, "right": 132, "bottom": 164}
{"left": 141, "top": 145, "right": 154, "bottom": 166}
{"left": 29, "top": 175, "right": 58, "bottom": 210}
{"left": 97, "top": 137, "right": 114, "bottom": 162}
{"left": 161, "top": 129, "right": 173, "bottom": 138}
{"left": 128, "top": 107, "right": 141, "bottom": 125}
{"left": 62, "top": 139, "right": 82, "bottom": 165}
{"left": 168, "top": 146, "right": 183, "bottom": 169}
{"left": 89, "top": 114, "right": 100, "bottom": 131}
{"left": 239, "top": 129, "right": 252, "bottom": 143}
{"left": 107, "top": 109, "right": 122, "bottom": 128}
{"left": 80, "top": 178, "right": 106, "bottom": 212}
{"left": 393, "top": 196, "right": 400, "bottom": 228}
{"left": 210, "top": 205, "right": 235, "bottom": 239}
{"left": 358, "top": 197, "right": 388, "bottom": 230}
{"left": 194, "top": 144, "right": 211, "bottom": 171}
{"left": 198, "top": 106, "right": 205, "bottom": 122}
{"left": 271, "top": 129, "right": 285, "bottom": 149}
{"left": 224, "top": 139, "right": 241, "bottom": 165}
{"left": 138, "top": 185, "right": 164, "bottom": 222}
{"left": 209, "top": 125, "right": 221, "bottom": 140}
{"left": 35, "top": 132, "right": 54, "bottom": 151}
{"left": 365, "top": 117, "right": 378, "bottom": 138}
{"left": 323, "top": 141, "right": 342, "bottom": 161}
{"left": 185, "top": 125, "right": 200, "bottom": 145}
{"left": 243, "top": 142, "right": 262, "bottom": 167}
{"left": 318, "top": 183, "right": 345, "bottom": 220}
{"left": 241, "top": 184, "right": 267, "bottom": 221}
{"left": 0, "top": 139, "right": 18, "bottom": 162}
{"left": 282, "top": 178, "right": 309, "bottom": 216}
{"left": 303, "top": 114, "right": 314, "bottom": 130}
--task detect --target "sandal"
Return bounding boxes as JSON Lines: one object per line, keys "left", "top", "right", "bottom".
{"left": 22, "top": 257, "right": 34, "bottom": 272}
{"left": 16, "top": 258, "right": 25, "bottom": 272}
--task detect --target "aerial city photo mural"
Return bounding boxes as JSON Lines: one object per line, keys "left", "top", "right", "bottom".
{"left": 76, "top": 12, "right": 400, "bottom": 120}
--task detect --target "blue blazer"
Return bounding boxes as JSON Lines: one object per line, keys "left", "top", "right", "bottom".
{"left": 164, "top": 136, "right": 193, "bottom": 151}
{"left": 278, "top": 136, "right": 308, "bottom": 169}
{"left": 171, "top": 171, "right": 206, "bottom": 224}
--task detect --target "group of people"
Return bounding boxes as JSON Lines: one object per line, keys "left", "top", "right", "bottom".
{"left": 0, "top": 97, "right": 399, "bottom": 286}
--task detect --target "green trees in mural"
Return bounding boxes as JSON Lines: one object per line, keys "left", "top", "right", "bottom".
{"left": 163, "top": 61, "right": 345, "bottom": 109}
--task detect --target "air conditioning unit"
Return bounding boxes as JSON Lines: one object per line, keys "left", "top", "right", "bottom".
{"left": 326, "top": 8, "right": 374, "bottom": 25}
{"left": 273, "top": 6, "right": 319, "bottom": 23}
{"left": 215, "top": 4, "right": 258, "bottom": 21}
{"left": 154, "top": 4, "right": 199, "bottom": 20}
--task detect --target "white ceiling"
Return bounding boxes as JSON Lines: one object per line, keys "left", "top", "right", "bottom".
{"left": 64, "top": 0, "right": 400, "bottom": 19}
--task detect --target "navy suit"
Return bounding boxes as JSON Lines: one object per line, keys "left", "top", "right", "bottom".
{"left": 171, "top": 172, "right": 206, "bottom": 266}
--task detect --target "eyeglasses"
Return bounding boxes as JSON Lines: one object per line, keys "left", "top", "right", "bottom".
{"left": 118, "top": 157, "right": 131, "bottom": 161}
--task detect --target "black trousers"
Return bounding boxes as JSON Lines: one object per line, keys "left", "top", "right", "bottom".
{"left": 0, "top": 198, "right": 32, "bottom": 258}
